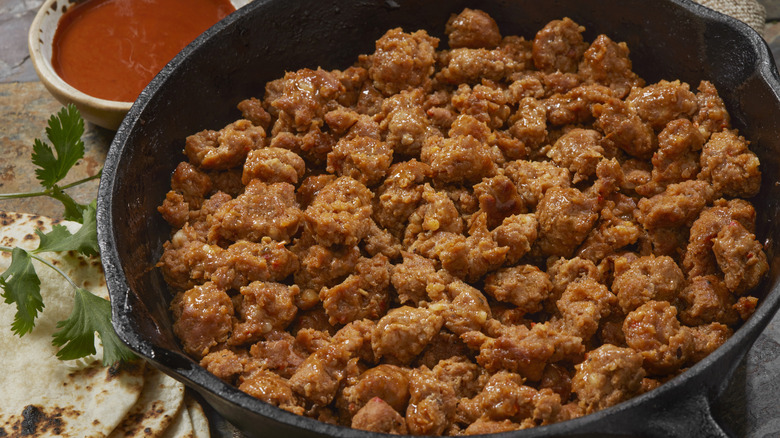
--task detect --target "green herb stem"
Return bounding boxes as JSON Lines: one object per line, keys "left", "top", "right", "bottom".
{"left": 0, "top": 171, "right": 102, "bottom": 200}
{"left": 0, "top": 245, "right": 78, "bottom": 290}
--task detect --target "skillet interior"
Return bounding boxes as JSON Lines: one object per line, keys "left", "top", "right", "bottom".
{"left": 97, "top": 0, "right": 780, "bottom": 436}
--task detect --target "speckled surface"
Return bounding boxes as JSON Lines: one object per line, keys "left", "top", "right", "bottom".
{"left": 2, "top": 1, "right": 780, "bottom": 437}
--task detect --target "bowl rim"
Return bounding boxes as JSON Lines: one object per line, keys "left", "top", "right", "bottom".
{"left": 27, "top": 0, "right": 135, "bottom": 110}
{"left": 98, "top": 0, "right": 780, "bottom": 436}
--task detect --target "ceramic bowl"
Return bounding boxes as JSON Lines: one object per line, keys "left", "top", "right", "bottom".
{"left": 27, "top": 0, "right": 252, "bottom": 131}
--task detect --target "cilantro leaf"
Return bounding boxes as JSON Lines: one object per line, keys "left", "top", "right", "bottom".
{"left": 0, "top": 248, "right": 43, "bottom": 336}
{"left": 52, "top": 287, "right": 136, "bottom": 366}
{"left": 31, "top": 104, "right": 85, "bottom": 189}
{"left": 35, "top": 201, "right": 99, "bottom": 257}
{"left": 49, "top": 186, "right": 91, "bottom": 223}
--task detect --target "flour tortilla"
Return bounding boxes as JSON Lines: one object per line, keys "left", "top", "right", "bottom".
{"left": 0, "top": 211, "right": 146, "bottom": 437}
{"left": 185, "top": 394, "right": 211, "bottom": 438}
{"left": 160, "top": 403, "right": 194, "bottom": 438}
{"left": 107, "top": 365, "right": 187, "bottom": 437}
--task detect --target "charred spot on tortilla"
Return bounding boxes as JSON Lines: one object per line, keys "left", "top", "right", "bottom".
{"left": 19, "top": 405, "right": 71, "bottom": 436}
{"left": 109, "top": 360, "right": 143, "bottom": 379}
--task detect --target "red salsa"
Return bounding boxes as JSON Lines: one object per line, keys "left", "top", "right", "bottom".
{"left": 52, "top": 0, "right": 235, "bottom": 102}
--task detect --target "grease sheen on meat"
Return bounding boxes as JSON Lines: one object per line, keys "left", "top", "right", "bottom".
{"left": 158, "top": 9, "right": 766, "bottom": 435}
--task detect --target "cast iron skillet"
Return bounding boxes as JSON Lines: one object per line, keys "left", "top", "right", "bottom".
{"left": 97, "top": 0, "right": 780, "bottom": 436}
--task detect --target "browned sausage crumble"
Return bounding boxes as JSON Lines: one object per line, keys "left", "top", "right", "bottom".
{"left": 158, "top": 9, "right": 767, "bottom": 435}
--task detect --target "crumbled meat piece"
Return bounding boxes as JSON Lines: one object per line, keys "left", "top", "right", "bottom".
{"left": 611, "top": 255, "right": 685, "bottom": 313}
{"left": 374, "top": 160, "right": 431, "bottom": 236}
{"left": 249, "top": 331, "right": 308, "bottom": 378}
{"left": 641, "top": 118, "right": 704, "bottom": 194}
{"left": 532, "top": 17, "right": 588, "bottom": 73}
{"left": 626, "top": 80, "right": 698, "bottom": 131}
{"left": 484, "top": 265, "right": 552, "bottom": 315}
{"left": 208, "top": 238, "right": 298, "bottom": 290}
{"left": 432, "top": 356, "right": 486, "bottom": 399}
{"left": 351, "top": 397, "right": 408, "bottom": 434}
{"left": 369, "top": 28, "right": 439, "bottom": 95}
{"left": 546, "top": 256, "right": 601, "bottom": 312}
{"left": 333, "top": 66, "right": 372, "bottom": 109}
{"left": 492, "top": 213, "right": 538, "bottom": 265}
{"left": 237, "top": 97, "right": 272, "bottom": 130}
{"left": 326, "top": 134, "right": 393, "bottom": 186}
{"left": 239, "top": 368, "right": 305, "bottom": 415}
{"left": 578, "top": 34, "right": 643, "bottom": 98}
{"left": 269, "top": 68, "right": 345, "bottom": 132}
{"left": 362, "top": 220, "right": 402, "bottom": 260}
{"left": 170, "top": 161, "right": 213, "bottom": 207}
{"left": 593, "top": 97, "right": 656, "bottom": 159}
{"left": 507, "top": 97, "right": 547, "bottom": 157}
{"left": 451, "top": 82, "right": 512, "bottom": 130}
{"left": 292, "top": 240, "right": 360, "bottom": 309}
{"left": 698, "top": 129, "right": 761, "bottom": 198}
{"left": 679, "top": 275, "right": 738, "bottom": 327}
{"left": 230, "top": 282, "right": 300, "bottom": 346}
{"left": 405, "top": 365, "right": 457, "bottom": 435}
{"left": 297, "top": 173, "right": 337, "bottom": 209}
{"left": 185, "top": 119, "right": 266, "bottom": 170}
{"left": 572, "top": 344, "right": 645, "bottom": 413}
{"left": 391, "top": 251, "right": 443, "bottom": 305}
{"left": 320, "top": 254, "right": 391, "bottom": 325}
{"left": 421, "top": 128, "right": 498, "bottom": 185}
{"left": 439, "top": 280, "right": 492, "bottom": 336}
{"left": 445, "top": 8, "right": 502, "bottom": 49}
{"left": 209, "top": 180, "right": 302, "bottom": 243}
{"left": 372, "top": 306, "right": 444, "bottom": 365}
{"left": 623, "top": 300, "right": 694, "bottom": 375}
{"left": 158, "top": 191, "right": 190, "bottom": 229}
{"left": 436, "top": 44, "right": 529, "bottom": 85}
{"left": 683, "top": 198, "right": 757, "bottom": 279}
{"left": 289, "top": 340, "right": 357, "bottom": 407}
{"left": 556, "top": 277, "right": 617, "bottom": 341}
{"left": 414, "top": 331, "right": 472, "bottom": 370}
{"left": 687, "top": 322, "right": 733, "bottom": 363}
{"left": 269, "top": 125, "right": 336, "bottom": 167}
{"left": 540, "top": 363, "right": 573, "bottom": 402}
{"left": 404, "top": 184, "right": 464, "bottom": 246}
{"left": 171, "top": 281, "right": 234, "bottom": 358}
{"left": 637, "top": 180, "right": 714, "bottom": 230}
{"left": 503, "top": 160, "right": 570, "bottom": 209}
{"left": 473, "top": 174, "right": 525, "bottom": 228}
{"left": 379, "top": 88, "right": 440, "bottom": 157}
{"left": 536, "top": 186, "right": 599, "bottom": 258}
{"left": 408, "top": 231, "right": 469, "bottom": 278}
{"left": 712, "top": 219, "right": 768, "bottom": 294}
{"left": 462, "top": 212, "right": 509, "bottom": 282}
{"left": 693, "top": 80, "right": 731, "bottom": 139}
{"left": 463, "top": 419, "right": 521, "bottom": 435}
{"left": 242, "top": 147, "right": 306, "bottom": 185}
{"left": 200, "top": 349, "right": 246, "bottom": 383}
{"left": 341, "top": 365, "right": 410, "bottom": 418}
{"left": 304, "top": 176, "right": 373, "bottom": 247}
{"left": 545, "top": 84, "right": 612, "bottom": 127}
{"left": 467, "top": 321, "right": 584, "bottom": 381}
{"left": 547, "top": 128, "right": 605, "bottom": 183}
{"left": 734, "top": 295, "right": 759, "bottom": 321}
{"left": 576, "top": 195, "right": 641, "bottom": 264}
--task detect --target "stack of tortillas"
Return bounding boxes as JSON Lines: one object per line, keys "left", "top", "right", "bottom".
{"left": 0, "top": 211, "right": 210, "bottom": 437}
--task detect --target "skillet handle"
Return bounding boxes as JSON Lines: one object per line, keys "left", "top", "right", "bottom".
{"left": 630, "top": 392, "right": 731, "bottom": 438}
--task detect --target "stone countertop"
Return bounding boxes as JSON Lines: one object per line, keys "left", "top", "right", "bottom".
{"left": 3, "top": 1, "right": 780, "bottom": 437}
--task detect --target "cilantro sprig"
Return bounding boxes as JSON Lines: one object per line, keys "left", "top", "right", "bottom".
{"left": 0, "top": 104, "right": 136, "bottom": 366}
